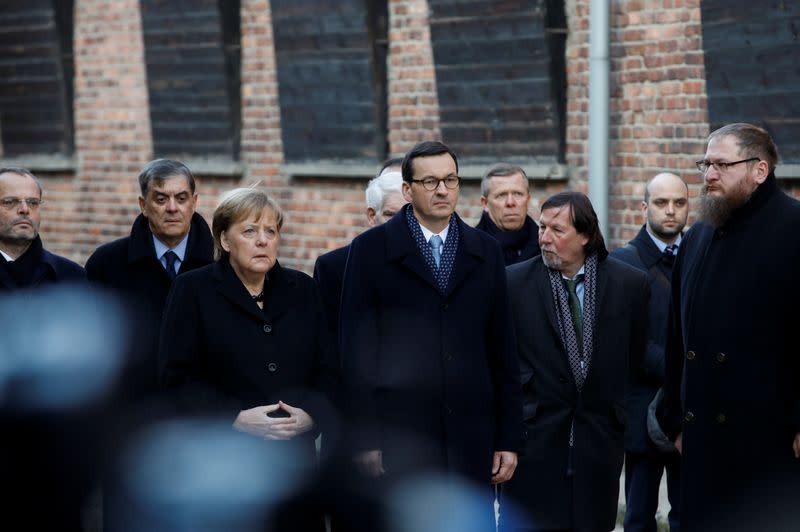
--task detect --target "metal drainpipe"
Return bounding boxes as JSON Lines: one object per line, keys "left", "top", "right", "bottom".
{"left": 588, "top": 0, "right": 610, "bottom": 238}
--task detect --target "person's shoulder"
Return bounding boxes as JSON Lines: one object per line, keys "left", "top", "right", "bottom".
{"left": 605, "top": 255, "right": 648, "bottom": 284}
{"left": 315, "top": 244, "right": 349, "bottom": 268}
{"left": 42, "top": 250, "right": 86, "bottom": 280}
{"left": 506, "top": 254, "right": 543, "bottom": 281}
{"left": 177, "top": 261, "right": 216, "bottom": 285}
{"left": 86, "top": 235, "right": 130, "bottom": 264}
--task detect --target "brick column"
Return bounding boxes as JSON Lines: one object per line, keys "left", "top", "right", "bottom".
{"left": 72, "top": 0, "right": 153, "bottom": 259}
{"left": 387, "top": 0, "right": 441, "bottom": 156}
{"left": 566, "top": 0, "right": 709, "bottom": 248}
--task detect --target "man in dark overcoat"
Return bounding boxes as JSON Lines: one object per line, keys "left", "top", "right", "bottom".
{"left": 313, "top": 168, "right": 406, "bottom": 340}
{"left": 611, "top": 172, "right": 688, "bottom": 532}
{"left": 0, "top": 166, "right": 85, "bottom": 289}
{"left": 662, "top": 123, "right": 800, "bottom": 531}
{"left": 84, "top": 159, "right": 213, "bottom": 530}
{"left": 475, "top": 162, "right": 540, "bottom": 265}
{"left": 86, "top": 159, "right": 213, "bottom": 402}
{"left": 339, "top": 141, "right": 523, "bottom": 529}
{"left": 500, "top": 191, "right": 649, "bottom": 532}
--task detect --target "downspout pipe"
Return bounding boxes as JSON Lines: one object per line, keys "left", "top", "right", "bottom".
{"left": 588, "top": 0, "right": 610, "bottom": 237}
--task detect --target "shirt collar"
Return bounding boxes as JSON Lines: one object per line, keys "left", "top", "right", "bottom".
{"left": 419, "top": 222, "right": 450, "bottom": 245}
{"left": 153, "top": 233, "right": 189, "bottom": 262}
{"left": 645, "top": 227, "right": 682, "bottom": 253}
{"left": 0, "top": 248, "right": 14, "bottom": 262}
{"left": 562, "top": 263, "right": 585, "bottom": 281}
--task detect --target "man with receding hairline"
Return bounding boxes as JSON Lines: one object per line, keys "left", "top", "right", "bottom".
{"left": 0, "top": 166, "right": 85, "bottom": 290}
{"left": 612, "top": 172, "right": 688, "bottom": 532}
{"left": 662, "top": 123, "right": 800, "bottom": 531}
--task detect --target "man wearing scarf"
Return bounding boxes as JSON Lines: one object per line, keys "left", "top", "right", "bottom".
{"left": 500, "top": 191, "right": 649, "bottom": 532}
{"left": 475, "top": 163, "right": 540, "bottom": 265}
{"left": 0, "top": 166, "right": 85, "bottom": 290}
{"left": 661, "top": 123, "right": 800, "bottom": 531}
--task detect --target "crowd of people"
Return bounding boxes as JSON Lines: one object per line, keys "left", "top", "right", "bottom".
{"left": 1, "top": 122, "right": 798, "bottom": 532}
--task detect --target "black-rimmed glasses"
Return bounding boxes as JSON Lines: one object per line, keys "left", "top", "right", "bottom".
{"left": 410, "top": 176, "right": 460, "bottom": 191}
{"left": 695, "top": 158, "right": 760, "bottom": 174}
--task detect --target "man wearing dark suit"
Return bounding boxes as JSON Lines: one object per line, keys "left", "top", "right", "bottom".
{"left": 339, "top": 141, "right": 523, "bottom": 529}
{"left": 313, "top": 166, "right": 406, "bottom": 338}
{"left": 611, "top": 173, "right": 687, "bottom": 532}
{"left": 86, "top": 159, "right": 213, "bottom": 401}
{"left": 662, "top": 123, "right": 800, "bottom": 531}
{"left": 500, "top": 191, "right": 649, "bottom": 532}
{"left": 475, "top": 163, "right": 540, "bottom": 265}
{"left": 0, "top": 167, "right": 85, "bottom": 290}
{"left": 84, "top": 159, "right": 213, "bottom": 531}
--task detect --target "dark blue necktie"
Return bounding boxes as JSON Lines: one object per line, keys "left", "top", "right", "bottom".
{"left": 662, "top": 244, "right": 677, "bottom": 266}
{"left": 429, "top": 235, "right": 443, "bottom": 268}
{"left": 164, "top": 250, "right": 179, "bottom": 280}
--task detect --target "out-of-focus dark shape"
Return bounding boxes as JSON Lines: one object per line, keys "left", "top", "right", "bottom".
{"left": 0, "top": 284, "right": 128, "bottom": 532}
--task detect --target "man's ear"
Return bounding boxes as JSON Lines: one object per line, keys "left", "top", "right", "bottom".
{"left": 753, "top": 159, "right": 770, "bottom": 185}
{"left": 138, "top": 196, "right": 146, "bottom": 215}
{"left": 480, "top": 196, "right": 489, "bottom": 210}
{"left": 402, "top": 181, "right": 412, "bottom": 203}
{"left": 366, "top": 207, "right": 377, "bottom": 227}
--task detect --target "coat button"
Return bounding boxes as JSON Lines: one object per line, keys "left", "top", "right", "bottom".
{"left": 686, "top": 350, "right": 696, "bottom": 360}
{"left": 446, "top": 406, "right": 453, "bottom": 415}
{"left": 267, "top": 362, "right": 278, "bottom": 373}
{"left": 559, "top": 375, "right": 567, "bottom": 383}
{"left": 444, "top": 352, "right": 453, "bottom": 361}
{"left": 263, "top": 324, "right": 272, "bottom": 333}
{"left": 716, "top": 352, "right": 727, "bottom": 363}
{"left": 684, "top": 411, "right": 695, "bottom": 423}
{"left": 716, "top": 413, "right": 727, "bottom": 424}
{"left": 441, "top": 303, "right": 448, "bottom": 310}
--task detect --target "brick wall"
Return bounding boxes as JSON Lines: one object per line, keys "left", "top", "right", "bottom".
{"left": 566, "top": 0, "right": 709, "bottom": 250}
{"left": 16, "top": 0, "right": 790, "bottom": 273}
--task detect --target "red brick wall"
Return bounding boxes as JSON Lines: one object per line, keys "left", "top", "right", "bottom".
{"left": 22, "top": 0, "right": 730, "bottom": 273}
{"left": 566, "top": 0, "right": 709, "bottom": 250}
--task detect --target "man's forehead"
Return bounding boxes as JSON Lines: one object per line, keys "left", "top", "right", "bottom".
{"left": 489, "top": 173, "right": 528, "bottom": 192}
{"left": 706, "top": 134, "right": 741, "bottom": 157}
{"left": 149, "top": 175, "right": 192, "bottom": 194}
{"left": 0, "top": 172, "right": 38, "bottom": 192}
{"left": 540, "top": 205, "right": 572, "bottom": 224}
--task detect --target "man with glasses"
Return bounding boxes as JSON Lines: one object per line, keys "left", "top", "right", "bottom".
{"left": 0, "top": 166, "right": 85, "bottom": 290}
{"left": 339, "top": 141, "right": 523, "bottom": 528}
{"left": 661, "top": 123, "right": 800, "bottom": 531}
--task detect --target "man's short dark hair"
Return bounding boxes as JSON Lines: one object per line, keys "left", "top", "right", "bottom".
{"left": 138, "top": 159, "right": 196, "bottom": 197}
{"left": 708, "top": 122, "right": 779, "bottom": 173}
{"left": 481, "top": 163, "right": 529, "bottom": 197}
{"left": 401, "top": 141, "right": 459, "bottom": 183}
{"left": 0, "top": 166, "right": 43, "bottom": 197}
{"left": 541, "top": 191, "right": 608, "bottom": 260}
{"left": 379, "top": 156, "right": 404, "bottom": 175}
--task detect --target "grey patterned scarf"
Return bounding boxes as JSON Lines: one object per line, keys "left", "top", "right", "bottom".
{"left": 547, "top": 252, "right": 599, "bottom": 391}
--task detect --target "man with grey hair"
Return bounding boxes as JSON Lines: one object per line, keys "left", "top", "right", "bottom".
{"left": 662, "top": 123, "right": 800, "bottom": 530}
{"left": 86, "top": 158, "right": 213, "bottom": 400}
{"left": 0, "top": 166, "right": 85, "bottom": 290}
{"left": 475, "top": 162, "right": 540, "bottom": 265}
{"left": 314, "top": 167, "right": 407, "bottom": 337}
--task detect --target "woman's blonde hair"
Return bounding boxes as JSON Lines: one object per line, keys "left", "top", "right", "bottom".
{"left": 212, "top": 187, "right": 284, "bottom": 260}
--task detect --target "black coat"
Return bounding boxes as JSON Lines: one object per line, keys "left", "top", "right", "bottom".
{"left": 85, "top": 213, "right": 213, "bottom": 398}
{"left": 662, "top": 175, "right": 800, "bottom": 531}
{"left": 474, "top": 211, "right": 541, "bottom": 265}
{"left": 159, "top": 259, "right": 336, "bottom": 443}
{"left": 501, "top": 255, "right": 648, "bottom": 531}
{"left": 610, "top": 225, "right": 676, "bottom": 453}
{"left": 312, "top": 244, "right": 349, "bottom": 341}
{"left": 0, "top": 236, "right": 85, "bottom": 291}
{"left": 158, "top": 259, "right": 335, "bottom": 532}
{"left": 339, "top": 204, "right": 523, "bottom": 486}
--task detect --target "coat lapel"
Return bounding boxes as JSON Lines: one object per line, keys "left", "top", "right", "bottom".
{"left": 533, "top": 259, "right": 562, "bottom": 341}
{"left": 385, "top": 206, "right": 439, "bottom": 291}
{"left": 443, "top": 216, "right": 481, "bottom": 299}
{"left": 213, "top": 260, "right": 271, "bottom": 323}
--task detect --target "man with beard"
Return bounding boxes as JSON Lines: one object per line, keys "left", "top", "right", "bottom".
{"left": 500, "top": 191, "right": 648, "bottom": 531}
{"left": 661, "top": 123, "right": 800, "bottom": 531}
{"left": 0, "top": 167, "right": 85, "bottom": 290}
{"left": 611, "top": 173, "right": 688, "bottom": 532}
{"left": 475, "top": 163, "right": 540, "bottom": 265}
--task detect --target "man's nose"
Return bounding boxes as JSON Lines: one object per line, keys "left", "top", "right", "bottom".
{"left": 18, "top": 200, "right": 30, "bottom": 214}
{"left": 165, "top": 197, "right": 178, "bottom": 211}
